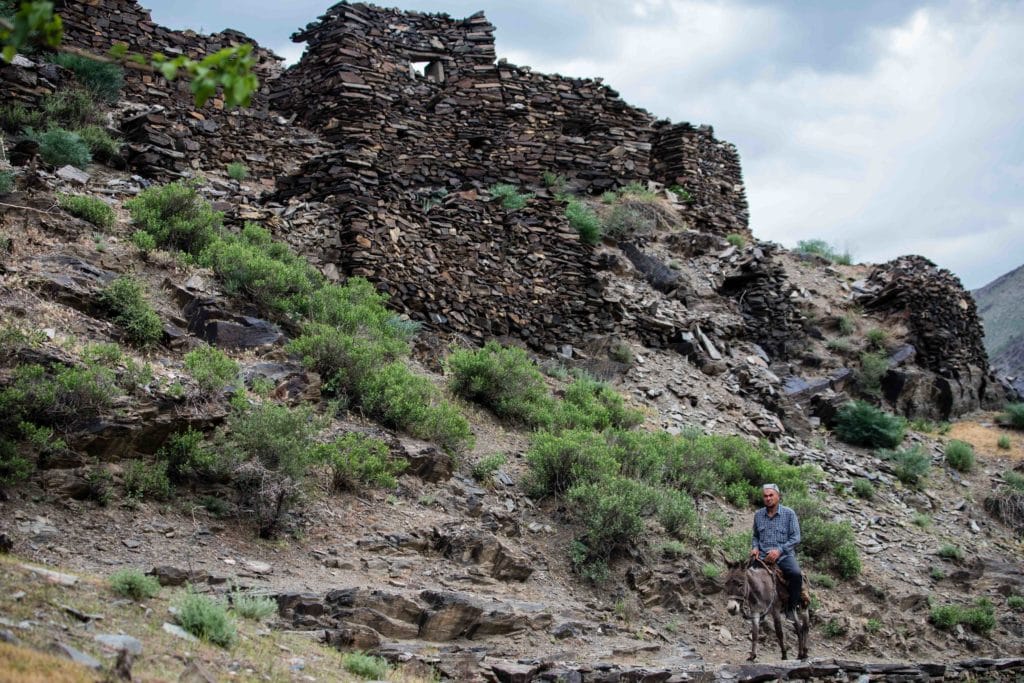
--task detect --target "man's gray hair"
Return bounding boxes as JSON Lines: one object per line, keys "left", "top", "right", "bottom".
{"left": 762, "top": 483, "right": 780, "bottom": 494}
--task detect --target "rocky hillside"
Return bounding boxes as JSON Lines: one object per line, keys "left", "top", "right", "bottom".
{"left": 1, "top": 2, "right": 1023, "bottom": 682}
{"left": 974, "top": 263, "right": 1024, "bottom": 396}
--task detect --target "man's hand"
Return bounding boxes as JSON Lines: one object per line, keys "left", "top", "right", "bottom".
{"left": 765, "top": 549, "right": 781, "bottom": 563}
{"left": 749, "top": 548, "right": 760, "bottom": 559}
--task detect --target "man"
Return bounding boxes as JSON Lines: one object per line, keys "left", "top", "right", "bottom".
{"left": 749, "top": 483, "right": 802, "bottom": 619}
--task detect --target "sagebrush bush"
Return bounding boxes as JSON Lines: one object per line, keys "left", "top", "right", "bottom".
{"left": 99, "top": 275, "right": 163, "bottom": 345}
{"left": 108, "top": 569, "right": 161, "bottom": 600}
{"left": 865, "top": 328, "right": 888, "bottom": 351}
{"left": 833, "top": 400, "right": 906, "bottom": 448}
{"left": 489, "top": 183, "right": 532, "bottom": 210}
{"left": 200, "top": 223, "right": 321, "bottom": 316}
{"left": 75, "top": 124, "right": 119, "bottom": 160}
{"left": 447, "top": 341, "right": 555, "bottom": 428}
{"left": 554, "top": 377, "right": 643, "bottom": 432}
{"left": 858, "top": 351, "right": 889, "bottom": 397}
{"left": 176, "top": 591, "right": 237, "bottom": 648}
{"left": 997, "top": 435, "right": 1012, "bottom": 450}
{"left": 230, "top": 592, "right": 277, "bottom": 620}
{"left": 42, "top": 89, "right": 102, "bottom": 128}
{"left": 996, "top": 403, "right": 1024, "bottom": 430}
{"left": 930, "top": 599, "right": 995, "bottom": 635}
{"left": 566, "top": 198, "right": 601, "bottom": 245}
{"left": 525, "top": 429, "right": 619, "bottom": 496}
{"left": 184, "top": 345, "right": 239, "bottom": 397}
{"left": 655, "top": 487, "right": 699, "bottom": 539}
{"left": 221, "top": 402, "right": 325, "bottom": 479}
{"left": 569, "top": 476, "right": 657, "bottom": 564}
{"left": 0, "top": 170, "right": 13, "bottom": 194}
{"left": 341, "top": 652, "right": 391, "bottom": 679}
{"left": 945, "top": 439, "right": 975, "bottom": 473}
{"left": 0, "top": 101, "right": 43, "bottom": 133}
{"left": 603, "top": 202, "right": 656, "bottom": 238}
{"left": 669, "top": 185, "right": 695, "bottom": 203}
{"left": 125, "top": 180, "right": 222, "bottom": 254}
{"left": 0, "top": 362, "right": 119, "bottom": 429}
{"left": 49, "top": 53, "right": 124, "bottom": 103}
{"left": 123, "top": 459, "right": 172, "bottom": 500}
{"left": 725, "top": 233, "right": 745, "bottom": 248}
{"left": 938, "top": 544, "right": 964, "bottom": 561}
{"left": 58, "top": 193, "right": 115, "bottom": 229}
{"left": 131, "top": 229, "right": 156, "bottom": 254}
{"left": 316, "top": 432, "right": 406, "bottom": 491}
{"left": 878, "top": 444, "right": 930, "bottom": 489}
{"left": 357, "top": 362, "right": 473, "bottom": 454}
{"left": 157, "top": 428, "right": 215, "bottom": 482}
{"left": 226, "top": 161, "right": 248, "bottom": 181}
{"left": 38, "top": 127, "right": 91, "bottom": 168}
{"left": 852, "top": 477, "right": 875, "bottom": 500}
{"left": 471, "top": 452, "right": 507, "bottom": 483}
{"left": 0, "top": 438, "right": 32, "bottom": 487}
{"left": 796, "top": 239, "right": 852, "bottom": 265}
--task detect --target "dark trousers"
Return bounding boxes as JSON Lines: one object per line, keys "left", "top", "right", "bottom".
{"left": 777, "top": 553, "right": 802, "bottom": 610}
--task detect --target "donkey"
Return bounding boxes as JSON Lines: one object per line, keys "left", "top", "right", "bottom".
{"left": 723, "top": 559, "right": 809, "bottom": 661}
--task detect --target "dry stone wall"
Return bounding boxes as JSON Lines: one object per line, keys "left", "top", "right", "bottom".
{"left": 270, "top": 1, "right": 748, "bottom": 347}
{"left": 53, "top": 0, "right": 328, "bottom": 180}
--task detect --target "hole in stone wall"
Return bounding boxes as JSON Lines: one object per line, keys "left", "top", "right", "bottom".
{"left": 410, "top": 59, "right": 445, "bottom": 83}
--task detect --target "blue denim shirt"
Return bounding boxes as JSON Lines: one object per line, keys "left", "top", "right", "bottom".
{"left": 752, "top": 505, "right": 801, "bottom": 557}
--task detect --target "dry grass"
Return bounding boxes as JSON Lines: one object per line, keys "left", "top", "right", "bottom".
{"left": 948, "top": 415, "right": 1024, "bottom": 461}
{"left": 0, "top": 642, "right": 95, "bottom": 683}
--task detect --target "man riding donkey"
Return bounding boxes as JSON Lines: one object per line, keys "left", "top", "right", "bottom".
{"left": 724, "top": 482, "right": 810, "bottom": 661}
{"left": 749, "top": 483, "right": 804, "bottom": 621}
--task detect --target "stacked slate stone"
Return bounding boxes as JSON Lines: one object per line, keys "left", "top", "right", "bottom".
{"left": 718, "top": 245, "right": 806, "bottom": 361}
{"left": 270, "top": 1, "right": 747, "bottom": 349}
{"left": 53, "top": 0, "right": 327, "bottom": 180}
{"left": 858, "top": 255, "right": 989, "bottom": 376}
{"left": 651, "top": 121, "right": 750, "bottom": 237}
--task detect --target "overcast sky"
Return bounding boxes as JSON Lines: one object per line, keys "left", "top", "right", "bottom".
{"left": 142, "top": 0, "right": 1024, "bottom": 290}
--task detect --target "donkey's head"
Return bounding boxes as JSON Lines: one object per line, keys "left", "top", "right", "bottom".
{"left": 723, "top": 561, "right": 747, "bottom": 615}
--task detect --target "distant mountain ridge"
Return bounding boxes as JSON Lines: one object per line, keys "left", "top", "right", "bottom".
{"left": 973, "top": 263, "right": 1024, "bottom": 394}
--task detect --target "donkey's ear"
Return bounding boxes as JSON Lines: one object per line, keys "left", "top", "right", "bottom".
{"left": 720, "top": 551, "right": 737, "bottom": 568}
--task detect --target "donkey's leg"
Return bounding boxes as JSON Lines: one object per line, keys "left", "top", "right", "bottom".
{"left": 748, "top": 615, "right": 760, "bottom": 661}
{"left": 797, "top": 608, "right": 810, "bottom": 660}
{"left": 772, "top": 607, "right": 787, "bottom": 660}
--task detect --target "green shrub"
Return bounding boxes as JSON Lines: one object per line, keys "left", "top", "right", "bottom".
{"left": 37, "top": 127, "right": 91, "bottom": 168}
{"left": 42, "top": 89, "right": 102, "bottom": 128}
{"left": 125, "top": 180, "right": 222, "bottom": 254}
{"left": 790, "top": 493, "right": 861, "bottom": 578}
{"left": 230, "top": 592, "right": 277, "bottom": 620}
{"left": 938, "top": 544, "right": 964, "bottom": 561}
{"left": 568, "top": 476, "right": 658, "bottom": 562}
{"left": 1004, "top": 471, "right": 1024, "bottom": 493}
{"left": 702, "top": 563, "right": 722, "bottom": 579}
{"left": 0, "top": 101, "right": 43, "bottom": 133}
{"left": 725, "top": 233, "right": 745, "bottom": 248}
{"left": 656, "top": 487, "right": 699, "bottom": 539}
{"left": 130, "top": 229, "right": 156, "bottom": 254}
{"left": 930, "top": 598, "right": 995, "bottom": 635}
{"left": 123, "top": 459, "right": 172, "bottom": 501}
{"left": 608, "top": 340, "right": 633, "bottom": 365}
{"left": 837, "top": 315, "right": 856, "bottom": 335}
{"left": 357, "top": 362, "right": 472, "bottom": 455}
{"left": 58, "top": 193, "right": 114, "bottom": 229}
{"left": 74, "top": 124, "right": 119, "bottom": 160}
{"left": 852, "top": 478, "right": 875, "bottom": 500}
{"left": 108, "top": 569, "right": 161, "bottom": 600}
{"left": 865, "top": 618, "right": 882, "bottom": 633}
{"left": 471, "top": 452, "right": 506, "bottom": 483}
{"left": 525, "top": 429, "right": 619, "bottom": 497}
{"left": 447, "top": 341, "right": 554, "bottom": 428}
{"left": 316, "top": 432, "right": 405, "bottom": 491}
{"left": 833, "top": 400, "right": 906, "bottom": 448}
{"left": 566, "top": 198, "right": 601, "bottom": 245}
{"left": 930, "top": 567, "right": 946, "bottom": 581}
{"left": 826, "top": 338, "right": 852, "bottom": 354}
{"left": 554, "top": 376, "right": 643, "bottom": 432}
{"left": 0, "top": 362, "right": 119, "bottom": 429}
{"left": 996, "top": 403, "right": 1024, "bottom": 430}
{"left": 0, "top": 438, "right": 32, "bottom": 487}
{"left": 796, "top": 239, "right": 852, "bottom": 265}
{"left": 997, "top": 435, "right": 1012, "bottom": 450}
{"left": 944, "top": 439, "right": 975, "bottom": 473}
{"left": 1008, "top": 595, "right": 1024, "bottom": 610}
{"left": 865, "top": 328, "right": 888, "bottom": 351}
{"left": 184, "top": 345, "right": 239, "bottom": 397}
{"left": 669, "top": 185, "right": 695, "bottom": 203}
{"left": 878, "top": 444, "right": 930, "bottom": 489}
{"left": 542, "top": 170, "right": 565, "bottom": 188}
{"left": 157, "top": 428, "right": 215, "bottom": 482}
{"left": 603, "top": 203, "right": 656, "bottom": 238}
{"left": 221, "top": 402, "right": 324, "bottom": 479}
{"left": 226, "top": 161, "right": 248, "bottom": 181}
{"left": 810, "top": 572, "right": 836, "bottom": 589}
{"left": 200, "top": 224, "right": 321, "bottom": 316}
{"left": 858, "top": 352, "right": 889, "bottom": 397}
{"left": 49, "top": 54, "right": 123, "bottom": 103}
{"left": 99, "top": 275, "right": 163, "bottom": 346}
{"left": 823, "top": 618, "right": 847, "bottom": 638}
{"left": 489, "top": 183, "right": 532, "bottom": 210}
{"left": 341, "top": 652, "right": 391, "bottom": 679}
{"left": 718, "top": 531, "right": 753, "bottom": 564}
{"left": 912, "top": 513, "right": 931, "bottom": 528}
{"left": 176, "top": 591, "right": 237, "bottom": 648}
{"left": 0, "top": 170, "right": 13, "bottom": 194}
